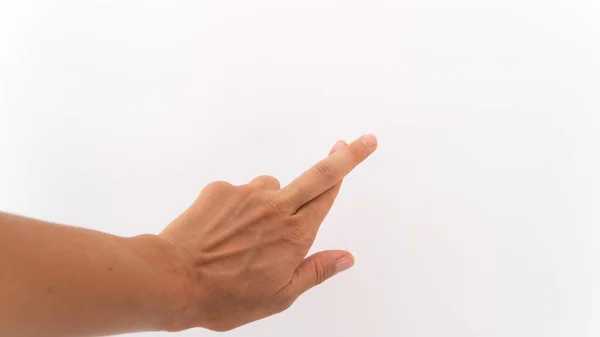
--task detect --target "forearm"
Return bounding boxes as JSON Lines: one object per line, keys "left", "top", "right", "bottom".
{"left": 0, "top": 212, "right": 187, "bottom": 337}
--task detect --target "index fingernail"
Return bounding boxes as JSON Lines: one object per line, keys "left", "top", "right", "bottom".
{"left": 361, "top": 133, "right": 377, "bottom": 148}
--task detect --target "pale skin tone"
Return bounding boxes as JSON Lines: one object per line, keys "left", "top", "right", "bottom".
{"left": 0, "top": 134, "right": 378, "bottom": 337}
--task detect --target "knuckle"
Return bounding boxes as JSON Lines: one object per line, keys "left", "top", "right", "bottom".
{"left": 315, "top": 162, "right": 337, "bottom": 182}
{"left": 206, "top": 180, "right": 234, "bottom": 191}
{"left": 312, "top": 260, "right": 330, "bottom": 285}
{"left": 261, "top": 175, "right": 281, "bottom": 187}
{"left": 263, "top": 195, "right": 293, "bottom": 214}
{"left": 346, "top": 143, "right": 365, "bottom": 161}
{"left": 202, "top": 180, "right": 235, "bottom": 197}
{"left": 269, "top": 177, "right": 281, "bottom": 189}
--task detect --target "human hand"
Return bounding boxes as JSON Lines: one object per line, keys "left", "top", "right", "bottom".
{"left": 157, "top": 134, "right": 378, "bottom": 331}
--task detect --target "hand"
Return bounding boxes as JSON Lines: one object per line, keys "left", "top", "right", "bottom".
{"left": 157, "top": 134, "right": 378, "bottom": 331}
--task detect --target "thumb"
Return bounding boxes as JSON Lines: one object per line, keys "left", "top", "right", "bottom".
{"left": 287, "top": 250, "right": 354, "bottom": 296}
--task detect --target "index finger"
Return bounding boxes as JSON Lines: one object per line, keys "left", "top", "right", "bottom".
{"left": 280, "top": 134, "right": 378, "bottom": 208}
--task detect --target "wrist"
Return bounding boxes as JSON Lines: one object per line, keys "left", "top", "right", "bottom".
{"left": 126, "top": 234, "right": 193, "bottom": 332}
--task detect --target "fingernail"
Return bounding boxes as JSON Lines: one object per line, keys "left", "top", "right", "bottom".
{"left": 361, "top": 134, "right": 377, "bottom": 148}
{"left": 335, "top": 255, "right": 354, "bottom": 274}
{"left": 331, "top": 140, "right": 347, "bottom": 154}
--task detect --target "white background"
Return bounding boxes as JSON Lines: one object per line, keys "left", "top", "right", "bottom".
{"left": 1, "top": 1, "right": 599, "bottom": 336}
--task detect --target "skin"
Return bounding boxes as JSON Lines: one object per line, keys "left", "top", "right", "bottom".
{"left": 0, "top": 134, "right": 378, "bottom": 337}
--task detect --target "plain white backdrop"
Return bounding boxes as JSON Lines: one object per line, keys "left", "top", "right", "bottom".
{"left": 1, "top": 1, "right": 599, "bottom": 336}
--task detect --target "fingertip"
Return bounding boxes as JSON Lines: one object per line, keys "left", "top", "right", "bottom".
{"left": 335, "top": 253, "right": 355, "bottom": 274}
{"left": 361, "top": 133, "right": 378, "bottom": 149}
{"left": 289, "top": 250, "right": 354, "bottom": 296}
